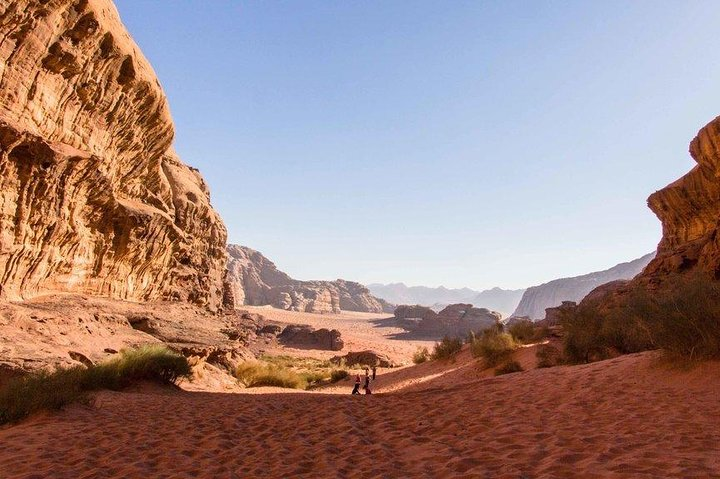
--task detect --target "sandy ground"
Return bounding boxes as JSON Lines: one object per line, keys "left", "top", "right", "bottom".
{"left": 245, "top": 305, "right": 436, "bottom": 363}
{"left": 1, "top": 351, "right": 719, "bottom": 478}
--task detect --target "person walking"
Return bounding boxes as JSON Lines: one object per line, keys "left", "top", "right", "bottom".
{"left": 363, "top": 368, "right": 370, "bottom": 392}
{"left": 372, "top": 365, "right": 377, "bottom": 380}
{"left": 351, "top": 373, "right": 361, "bottom": 394}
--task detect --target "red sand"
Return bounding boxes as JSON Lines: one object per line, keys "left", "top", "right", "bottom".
{"left": 2, "top": 351, "right": 719, "bottom": 478}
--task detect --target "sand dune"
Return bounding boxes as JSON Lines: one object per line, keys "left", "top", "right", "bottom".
{"left": 2, "top": 351, "right": 719, "bottom": 478}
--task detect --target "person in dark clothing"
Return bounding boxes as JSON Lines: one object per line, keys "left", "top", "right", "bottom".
{"left": 363, "top": 368, "right": 370, "bottom": 391}
{"left": 351, "top": 373, "right": 361, "bottom": 394}
{"left": 372, "top": 366, "right": 377, "bottom": 380}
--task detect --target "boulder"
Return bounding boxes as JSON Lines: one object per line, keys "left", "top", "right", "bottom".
{"left": 278, "top": 325, "right": 344, "bottom": 351}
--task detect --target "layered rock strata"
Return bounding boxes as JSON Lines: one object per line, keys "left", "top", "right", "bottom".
{"left": 226, "top": 244, "right": 392, "bottom": 314}
{"left": 0, "top": 0, "right": 227, "bottom": 310}
{"left": 643, "top": 115, "right": 720, "bottom": 281}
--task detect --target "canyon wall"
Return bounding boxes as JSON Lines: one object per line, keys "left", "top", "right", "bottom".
{"left": 226, "top": 244, "right": 392, "bottom": 314}
{"left": 512, "top": 253, "right": 655, "bottom": 320}
{"left": 0, "top": 0, "right": 227, "bottom": 310}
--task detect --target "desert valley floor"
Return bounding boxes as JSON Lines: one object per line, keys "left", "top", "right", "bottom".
{"left": 1, "top": 308, "right": 719, "bottom": 479}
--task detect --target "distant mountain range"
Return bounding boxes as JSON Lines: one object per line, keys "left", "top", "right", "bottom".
{"left": 511, "top": 252, "right": 656, "bottom": 319}
{"left": 367, "top": 283, "right": 526, "bottom": 317}
{"left": 369, "top": 252, "right": 656, "bottom": 320}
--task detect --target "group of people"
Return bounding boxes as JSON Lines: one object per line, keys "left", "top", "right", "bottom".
{"left": 351, "top": 366, "right": 377, "bottom": 395}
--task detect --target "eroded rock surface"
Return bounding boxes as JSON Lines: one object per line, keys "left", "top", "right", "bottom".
{"left": 226, "top": 244, "right": 392, "bottom": 314}
{"left": 394, "top": 303, "right": 501, "bottom": 338}
{"left": 0, "top": 0, "right": 227, "bottom": 310}
{"left": 643, "top": 115, "right": 720, "bottom": 281}
{"left": 278, "top": 324, "right": 344, "bottom": 351}
{"left": 0, "top": 294, "right": 255, "bottom": 388}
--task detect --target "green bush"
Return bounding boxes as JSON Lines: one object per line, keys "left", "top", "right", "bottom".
{"left": 470, "top": 329, "right": 517, "bottom": 367}
{"left": 536, "top": 344, "right": 563, "bottom": 368}
{"left": 0, "top": 345, "right": 191, "bottom": 425}
{"left": 431, "top": 336, "right": 463, "bottom": 360}
{"left": 330, "top": 369, "right": 349, "bottom": 382}
{"left": 412, "top": 347, "right": 430, "bottom": 364}
{"left": 561, "top": 272, "right": 720, "bottom": 363}
{"left": 630, "top": 273, "right": 720, "bottom": 360}
{"left": 494, "top": 360, "right": 524, "bottom": 376}
{"left": 508, "top": 320, "right": 537, "bottom": 344}
{"left": 235, "top": 362, "right": 307, "bottom": 389}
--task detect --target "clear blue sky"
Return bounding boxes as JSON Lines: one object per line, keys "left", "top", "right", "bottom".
{"left": 115, "top": 0, "right": 720, "bottom": 290}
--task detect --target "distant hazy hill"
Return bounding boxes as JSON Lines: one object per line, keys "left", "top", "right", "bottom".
{"left": 512, "top": 252, "right": 656, "bottom": 320}
{"left": 367, "top": 283, "right": 526, "bottom": 317}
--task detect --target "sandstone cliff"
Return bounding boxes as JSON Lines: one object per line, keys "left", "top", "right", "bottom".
{"left": 642, "top": 115, "right": 720, "bottom": 282}
{"left": 226, "top": 244, "right": 392, "bottom": 314}
{"left": 512, "top": 253, "right": 655, "bottom": 320}
{"left": 0, "top": 0, "right": 227, "bottom": 310}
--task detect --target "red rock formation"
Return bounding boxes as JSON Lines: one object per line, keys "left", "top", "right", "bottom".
{"left": 644, "top": 115, "right": 720, "bottom": 281}
{"left": 0, "top": 0, "right": 227, "bottom": 310}
{"left": 226, "top": 244, "right": 391, "bottom": 313}
{"left": 394, "top": 303, "right": 501, "bottom": 338}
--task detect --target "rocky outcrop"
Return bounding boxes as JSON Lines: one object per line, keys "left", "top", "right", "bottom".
{"left": 395, "top": 303, "right": 501, "bottom": 338}
{"left": 278, "top": 325, "right": 344, "bottom": 351}
{"left": 226, "top": 244, "right": 391, "bottom": 314}
{"left": 642, "top": 115, "right": 720, "bottom": 282}
{"left": 512, "top": 253, "right": 655, "bottom": 320}
{"left": 393, "top": 304, "right": 436, "bottom": 321}
{"left": 0, "top": 294, "right": 255, "bottom": 388}
{"left": 369, "top": 283, "right": 525, "bottom": 317}
{"left": 0, "top": 0, "right": 227, "bottom": 310}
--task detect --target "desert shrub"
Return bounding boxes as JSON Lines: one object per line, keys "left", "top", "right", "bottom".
{"left": 412, "top": 347, "right": 430, "bottom": 364}
{"left": 0, "top": 345, "right": 191, "bottom": 425}
{"left": 470, "top": 329, "right": 517, "bottom": 367}
{"left": 508, "top": 320, "right": 537, "bottom": 344}
{"left": 536, "top": 344, "right": 563, "bottom": 368}
{"left": 330, "top": 369, "right": 349, "bottom": 382}
{"left": 85, "top": 345, "right": 192, "bottom": 388}
{"left": 235, "top": 362, "right": 306, "bottom": 389}
{"left": 431, "top": 336, "right": 463, "bottom": 360}
{"left": 560, "top": 305, "right": 611, "bottom": 364}
{"left": 494, "top": 360, "right": 524, "bottom": 376}
{"left": 631, "top": 273, "right": 720, "bottom": 360}
{"left": 300, "top": 371, "right": 327, "bottom": 386}
{"left": 561, "top": 272, "right": 720, "bottom": 363}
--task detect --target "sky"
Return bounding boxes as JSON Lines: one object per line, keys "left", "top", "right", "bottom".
{"left": 115, "top": 0, "right": 720, "bottom": 291}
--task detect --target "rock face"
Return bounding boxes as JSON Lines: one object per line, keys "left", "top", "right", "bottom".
{"left": 226, "top": 244, "right": 392, "bottom": 314}
{"left": 278, "top": 325, "right": 344, "bottom": 351}
{"left": 0, "top": 0, "right": 227, "bottom": 310}
{"left": 394, "top": 303, "right": 501, "bottom": 338}
{"left": 512, "top": 253, "right": 655, "bottom": 320}
{"left": 368, "top": 283, "right": 525, "bottom": 317}
{"left": 642, "top": 116, "right": 720, "bottom": 282}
